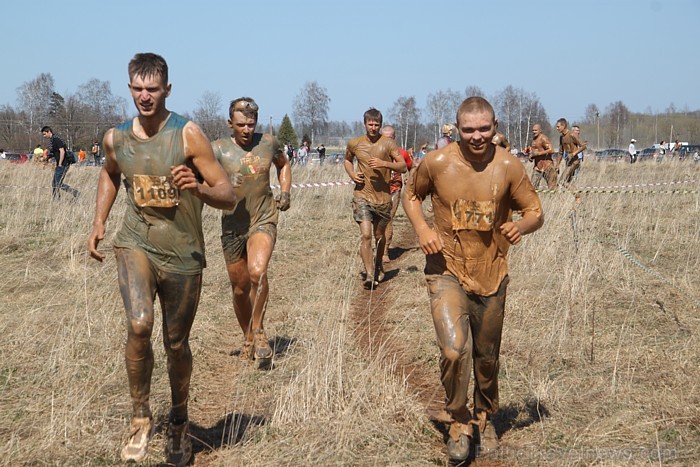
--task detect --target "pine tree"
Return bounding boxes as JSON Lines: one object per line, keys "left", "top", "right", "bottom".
{"left": 277, "top": 114, "right": 298, "bottom": 147}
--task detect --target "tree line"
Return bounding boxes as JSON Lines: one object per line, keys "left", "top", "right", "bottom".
{"left": 2, "top": 73, "right": 697, "bottom": 154}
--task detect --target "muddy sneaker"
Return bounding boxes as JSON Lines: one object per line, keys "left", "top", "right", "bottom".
{"left": 120, "top": 416, "right": 154, "bottom": 463}
{"left": 446, "top": 421, "right": 472, "bottom": 461}
{"left": 374, "top": 267, "right": 385, "bottom": 283}
{"left": 239, "top": 339, "right": 254, "bottom": 361}
{"left": 477, "top": 412, "right": 498, "bottom": 454}
{"left": 166, "top": 419, "right": 192, "bottom": 467}
{"left": 253, "top": 328, "right": 273, "bottom": 360}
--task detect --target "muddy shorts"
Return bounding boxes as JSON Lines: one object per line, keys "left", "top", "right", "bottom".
{"left": 352, "top": 197, "right": 392, "bottom": 228}
{"left": 221, "top": 223, "right": 277, "bottom": 264}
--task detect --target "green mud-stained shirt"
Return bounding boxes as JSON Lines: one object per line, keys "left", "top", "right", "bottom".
{"left": 212, "top": 133, "right": 281, "bottom": 235}
{"left": 112, "top": 112, "right": 206, "bottom": 275}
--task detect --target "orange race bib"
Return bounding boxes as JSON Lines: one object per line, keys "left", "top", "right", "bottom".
{"left": 132, "top": 174, "right": 180, "bottom": 208}
{"left": 451, "top": 199, "right": 495, "bottom": 231}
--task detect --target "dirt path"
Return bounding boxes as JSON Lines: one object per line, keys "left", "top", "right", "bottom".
{"left": 349, "top": 216, "right": 449, "bottom": 419}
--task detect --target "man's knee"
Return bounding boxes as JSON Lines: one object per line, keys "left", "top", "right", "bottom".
{"left": 360, "top": 230, "right": 372, "bottom": 243}
{"left": 440, "top": 339, "right": 470, "bottom": 365}
{"left": 248, "top": 263, "right": 268, "bottom": 285}
{"left": 128, "top": 318, "right": 153, "bottom": 341}
{"left": 165, "top": 336, "right": 190, "bottom": 357}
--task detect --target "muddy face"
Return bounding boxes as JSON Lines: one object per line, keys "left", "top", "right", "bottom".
{"left": 229, "top": 111, "right": 258, "bottom": 147}
{"left": 457, "top": 111, "right": 497, "bottom": 161}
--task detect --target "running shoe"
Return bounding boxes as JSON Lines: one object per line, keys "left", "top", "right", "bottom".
{"left": 446, "top": 420, "right": 472, "bottom": 461}
{"left": 120, "top": 416, "right": 154, "bottom": 463}
{"left": 166, "top": 419, "right": 192, "bottom": 467}
{"left": 254, "top": 328, "right": 273, "bottom": 360}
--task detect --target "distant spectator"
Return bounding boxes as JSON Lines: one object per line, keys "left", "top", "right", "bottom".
{"left": 91, "top": 140, "right": 101, "bottom": 165}
{"left": 628, "top": 139, "right": 637, "bottom": 164}
{"left": 672, "top": 139, "right": 681, "bottom": 157}
{"left": 33, "top": 144, "right": 44, "bottom": 161}
{"left": 297, "top": 143, "right": 308, "bottom": 166}
{"left": 415, "top": 143, "right": 428, "bottom": 166}
{"left": 41, "top": 126, "right": 79, "bottom": 200}
{"left": 78, "top": 148, "right": 86, "bottom": 164}
{"left": 316, "top": 144, "right": 326, "bottom": 165}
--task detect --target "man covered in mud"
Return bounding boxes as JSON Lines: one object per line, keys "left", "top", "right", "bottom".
{"left": 524, "top": 123, "right": 557, "bottom": 190}
{"left": 87, "top": 53, "right": 236, "bottom": 466}
{"left": 402, "top": 97, "right": 543, "bottom": 461}
{"left": 556, "top": 118, "right": 586, "bottom": 186}
{"left": 212, "top": 97, "right": 291, "bottom": 364}
{"left": 344, "top": 108, "right": 407, "bottom": 288}
{"left": 381, "top": 124, "right": 413, "bottom": 263}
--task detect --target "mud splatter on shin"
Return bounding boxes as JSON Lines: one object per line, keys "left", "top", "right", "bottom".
{"left": 159, "top": 272, "right": 202, "bottom": 421}
{"left": 427, "top": 274, "right": 473, "bottom": 423}
{"left": 116, "top": 248, "right": 158, "bottom": 418}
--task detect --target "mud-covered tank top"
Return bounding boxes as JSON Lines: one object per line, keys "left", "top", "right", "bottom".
{"left": 112, "top": 112, "right": 205, "bottom": 274}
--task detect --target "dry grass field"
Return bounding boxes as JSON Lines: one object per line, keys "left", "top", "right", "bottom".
{"left": 0, "top": 157, "right": 698, "bottom": 466}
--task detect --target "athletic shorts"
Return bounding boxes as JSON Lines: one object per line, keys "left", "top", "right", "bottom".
{"left": 221, "top": 223, "right": 277, "bottom": 264}
{"left": 352, "top": 197, "right": 392, "bottom": 228}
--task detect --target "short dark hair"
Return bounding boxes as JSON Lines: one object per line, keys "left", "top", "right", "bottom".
{"left": 456, "top": 97, "right": 495, "bottom": 123}
{"left": 557, "top": 118, "right": 568, "bottom": 128}
{"left": 363, "top": 108, "right": 383, "bottom": 125}
{"left": 229, "top": 97, "right": 259, "bottom": 120}
{"left": 41, "top": 126, "right": 52, "bottom": 133}
{"left": 128, "top": 53, "right": 168, "bottom": 85}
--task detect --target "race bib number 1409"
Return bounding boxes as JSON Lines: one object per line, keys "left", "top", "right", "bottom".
{"left": 133, "top": 174, "right": 180, "bottom": 208}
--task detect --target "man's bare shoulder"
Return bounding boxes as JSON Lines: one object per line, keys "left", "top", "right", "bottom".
{"left": 424, "top": 143, "right": 459, "bottom": 165}
{"left": 183, "top": 120, "right": 207, "bottom": 139}
{"left": 495, "top": 148, "right": 527, "bottom": 176}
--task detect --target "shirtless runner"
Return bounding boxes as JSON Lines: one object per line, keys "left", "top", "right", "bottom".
{"left": 524, "top": 123, "right": 557, "bottom": 190}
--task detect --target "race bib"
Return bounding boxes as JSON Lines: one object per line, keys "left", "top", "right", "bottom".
{"left": 132, "top": 174, "right": 180, "bottom": 208}
{"left": 451, "top": 199, "right": 495, "bottom": 231}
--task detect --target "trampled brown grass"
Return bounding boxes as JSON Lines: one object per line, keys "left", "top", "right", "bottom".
{"left": 0, "top": 158, "right": 698, "bottom": 466}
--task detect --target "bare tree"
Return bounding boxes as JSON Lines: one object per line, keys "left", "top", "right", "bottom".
{"left": 76, "top": 78, "right": 127, "bottom": 141}
{"left": 0, "top": 105, "right": 23, "bottom": 150}
{"left": 464, "top": 85, "right": 485, "bottom": 98}
{"left": 426, "top": 89, "right": 461, "bottom": 142}
{"left": 494, "top": 86, "right": 548, "bottom": 150}
{"left": 604, "top": 101, "right": 630, "bottom": 147}
{"left": 192, "top": 91, "right": 226, "bottom": 140}
{"left": 293, "top": 81, "right": 330, "bottom": 146}
{"left": 16, "top": 72, "right": 55, "bottom": 148}
{"left": 584, "top": 103, "right": 600, "bottom": 124}
{"left": 389, "top": 96, "right": 420, "bottom": 149}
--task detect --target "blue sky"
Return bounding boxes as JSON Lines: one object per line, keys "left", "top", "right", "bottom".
{"left": 3, "top": 0, "right": 698, "bottom": 125}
